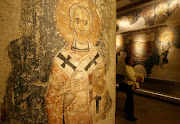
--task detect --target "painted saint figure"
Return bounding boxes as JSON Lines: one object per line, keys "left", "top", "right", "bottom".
{"left": 45, "top": 4, "right": 111, "bottom": 124}
{"left": 158, "top": 33, "right": 172, "bottom": 67}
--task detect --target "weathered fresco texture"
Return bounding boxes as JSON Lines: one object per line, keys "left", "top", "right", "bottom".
{"left": 45, "top": 1, "right": 112, "bottom": 124}
{"left": 0, "top": 0, "right": 116, "bottom": 124}
{"left": 117, "top": 0, "right": 179, "bottom": 26}
{"left": 117, "top": 26, "right": 180, "bottom": 76}
{"left": 116, "top": 0, "right": 180, "bottom": 81}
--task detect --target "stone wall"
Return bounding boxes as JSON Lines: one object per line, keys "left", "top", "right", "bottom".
{"left": 0, "top": 0, "right": 116, "bottom": 123}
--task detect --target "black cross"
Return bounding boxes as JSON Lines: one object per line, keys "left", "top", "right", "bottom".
{"left": 57, "top": 53, "right": 76, "bottom": 70}
{"left": 95, "top": 96, "right": 101, "bottom": 114}
{"left": 84, "top": 53, "right": 100, "bottom": 71}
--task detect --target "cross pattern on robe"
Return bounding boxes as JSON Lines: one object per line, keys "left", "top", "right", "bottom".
{"left": 57, "top": 53, "right": 76, "bottom": 70}
{"left": 84, "top": 53, "right": 100, "bottom": 71}
{"left": 95, "top": 96, "right": 101, "bottom": 114}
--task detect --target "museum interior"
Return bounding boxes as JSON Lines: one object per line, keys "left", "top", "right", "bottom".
{"left": 0, "top": 0, "right": 180, "bottom": 124}
{"left": 116, "top": 0, "right": 180, "bottom": 124}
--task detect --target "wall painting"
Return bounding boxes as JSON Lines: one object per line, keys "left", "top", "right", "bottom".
{"left": 1, "top": 0, "right": 112, "bottom": 123}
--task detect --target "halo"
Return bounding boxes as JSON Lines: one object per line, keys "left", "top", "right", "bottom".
{"left": 55, "top": 0, "right": 102, "bottom": 45}
{"left": 159, "top": 30, "right": 174, "bottom": 42}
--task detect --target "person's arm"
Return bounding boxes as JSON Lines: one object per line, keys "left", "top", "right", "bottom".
{"left": 125, "top": 66, "right": 136, "bottom": 82}
{"left": 136, "top": 73, "right": 144, "bottom": 83}
{"left": 136, "top": 76, "right": 141, "bottom": 83}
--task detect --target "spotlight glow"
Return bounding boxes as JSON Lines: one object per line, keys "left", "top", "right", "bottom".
{"left": 116, "top": 34, "right": 124, "bottom": 50}
{"left": 134, "top": 42, "right": 146, "bottom": 58}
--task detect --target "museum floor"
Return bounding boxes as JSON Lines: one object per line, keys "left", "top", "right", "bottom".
{"left": 115, "top": 90, "right": 180, "bottom": 124}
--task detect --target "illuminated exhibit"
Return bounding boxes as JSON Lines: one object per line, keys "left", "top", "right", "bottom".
{"left": 116, "top": 0, "right": 180, "bottom": 81}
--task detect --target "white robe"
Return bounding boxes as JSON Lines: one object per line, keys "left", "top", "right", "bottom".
{"left": 45, "top": 45, "right": 108, "bottom": 124}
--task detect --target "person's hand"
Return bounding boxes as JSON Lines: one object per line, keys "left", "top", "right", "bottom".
{"left": 136, "top": 76, "right": 141, "bottom": 83}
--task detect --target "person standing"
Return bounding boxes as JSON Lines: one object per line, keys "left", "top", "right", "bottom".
{"left": 123, "top": 56, "right": 143, "bottom": 121}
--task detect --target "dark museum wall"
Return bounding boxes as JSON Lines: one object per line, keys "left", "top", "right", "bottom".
{"left": 116, "top": 0, "right": 180, "bottom": 82}
{"left": 0, "top": 0, "right": 116, "bottom": 123}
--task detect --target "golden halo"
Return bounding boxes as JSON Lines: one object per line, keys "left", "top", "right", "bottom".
{"left": 159, "top": 30, "right": 174, "bottom": 43}
{"left": 55, "top": 0, "right": 102, "bottom": 45}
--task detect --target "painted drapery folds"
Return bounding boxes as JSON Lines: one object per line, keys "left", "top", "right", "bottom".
{"left": 116, "top": 0, "right": 180, "bottom": 76}
{"left": 45, "top": 1, "right": 112, "bottom": 124}
{"left": 1, "top": 0, "right": 113, "bottom": 124}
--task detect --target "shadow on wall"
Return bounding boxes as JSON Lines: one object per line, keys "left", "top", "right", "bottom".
{"left": 134, "top": 65, "right": 147, "bottom": 77}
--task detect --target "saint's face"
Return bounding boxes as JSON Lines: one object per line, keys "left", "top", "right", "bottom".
{"left": 163, "top": 34, "right": 170, "bottom": 42}
{"left": 72, "top": 7, "right": 91, "bottom": 44}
